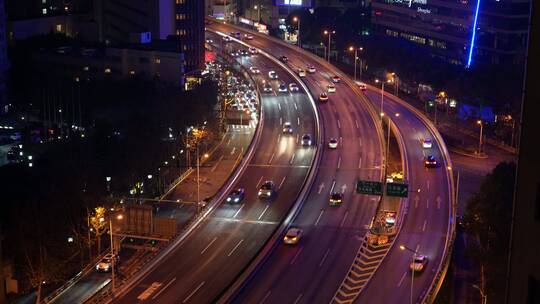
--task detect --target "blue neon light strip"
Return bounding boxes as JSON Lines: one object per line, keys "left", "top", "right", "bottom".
{"left": 467, "top": 0, "right": 481, "bottom": 67}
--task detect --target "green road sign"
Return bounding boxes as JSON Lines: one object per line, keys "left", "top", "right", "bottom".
{"left": 386, "top": 182, "right": 409, "bottom": 197}
{"left": 356, "top": 180, "right": 383, "bottom": 195}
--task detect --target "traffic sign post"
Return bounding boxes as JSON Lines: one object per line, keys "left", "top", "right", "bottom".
{"left": 356, "top": 180, "right": 383, "bottom": 195}
{"left": 386, "top": 182, "right": 409, "bottom": 197}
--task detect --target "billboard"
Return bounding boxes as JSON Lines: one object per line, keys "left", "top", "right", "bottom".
{"left": 273, "top": 0, "right": 313, "bottom": 7}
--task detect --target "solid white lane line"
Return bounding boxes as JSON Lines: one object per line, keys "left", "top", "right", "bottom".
{"left": 297, "top": 117, "right": 300, "bottom": 126}
{"left": 337, "top": 157, "right": 342, "bottom": 169}
{"left": 268, "top": 152, "right": 275, "bottom": 164}
{"left": 232, "top": 204, "right": 244, "bottom": 219}
{"left": 151, "top": 277, "right": 176, "bottom": 300}
{"left": 422, "top": 220, "right": 427, "bottom": 232}
{"left": 397, "top": 272, "right": 407, "bottom": 287}
{"left": 182, "top": 281, "right": 205, "bottom": 303}
{"left": 340, "top": 210, "right": 349, "bottom": 227}
{"left": 290, "top": 247, "right": 303, "bottom": 265}
{"left": 355, "top": 119, "right": 359, "bottom": 129}
{"left": 279, "top": 176, "right": 287, "bottom": 189}
{"left": 290, "top": 153, "right": 296, "bottom": 164}
{"left": 358, "top": 157, "right": 362, "bottom": 169}
{"left": 261, "top": 291, "right": 272, "bottom": 304}
{"left": 256, "top": 176, "right": 264, "bottom": 189}
{"left": 258, "top": 205, "right": 270, "bottom": 220}
{"left": 337, "top": 119, "right": 341, "bottom": 129}
{"left": 330, "top": 180, "right": 336, "bottom": 194}
{"left": 227, "top": 239, "right": 244, "bottom": 257}
{"left": 200, "top": 237, "right": 218, "bottom": 255}
{"left": 315, "top": 209, "right": 324, "bottom": 226}
{"left": 319, "top": 249, "right": 331, "bottom": 267}
{"left": 294, "top": 294, "right": 303, "bottom": 304}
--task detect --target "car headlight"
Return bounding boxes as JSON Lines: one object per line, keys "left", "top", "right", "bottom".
{"left": 226, "top": 197, "right": 231, "bottom": 202}
{"left": 234, "top": 198, "right": 239, "bottom": 202}
{"left": 308, "top": 140, "right": 312, "bottom": 145}
{"left": 258, "top": 191, "right": 262, "bottom": 195}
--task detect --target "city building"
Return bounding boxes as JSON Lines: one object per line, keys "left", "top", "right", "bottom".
{"left": 371, "top": 0, "right": 530, "bottom": 66}
{"left": 505, "top": 1, "right": 540, "bottom": 302}
{"left": 174, "top": 0, "right": 205, "bottom": 71}
{"left": 0, "top": 0, "right": 8, "bottom": 114}
{"left": 33, "top": 41, "right": 185, "bottom": 87}
{"left": 9, "top": 14, "right": 99, "bottom": 42}
{"left": 96, "top": 0, "right": 175, "bottom": 44}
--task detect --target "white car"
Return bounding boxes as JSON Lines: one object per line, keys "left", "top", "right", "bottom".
{"left": 263, "top": 83, "right": 273, "bottom": 93}
{"left": 248, "top": 47, "right": 258, "bottom": 54}
{"left": 298, "top": 69, "right": 306, "bottom": 77}
{"left": 332, "top": 75, "right": 341, "bottom": 83}
{"left": 278, "top": 83, "right": 288, "bottom": 93}
{"left": 410, "top": 255, "right": 428, "bottom": 272}
{"left": 223, "top": 36, "right": 232, "bottom": 42}
{"left": 283, "top": 227, "right": 303, "bottom": 245}
{"left": 283, "top": 122, "right": 293, "bottom": 134}
{"left": 307, "top": 65, "right": 316, "bottom": 73}
{"left": 327, "top": 84, "right": 336, "bottom": 93}
{"left": 328, "top": 138, "right": 338, "bottom": 149}
{"left": 244, "top": 34, "right": 254, "bottom": 40}
{"left": 95, "top": 254, "right": 119, "bottom": 273}
{"left": 249, "top": 66, "right": 260, "bottom": 74}
{"left": 258, "top": 180, "right": 276, "bottom": 198}
{"left": 422, "top": 138, "right": 433, "bottom": 149}
{"left": 358, "top": 82, "right": 367, "bottom": 91}
{"left": 289, "top": 83, "right": 299, "bottom": 92}
{"left": 268, "top": 70, "right": 278, "bottom": 79}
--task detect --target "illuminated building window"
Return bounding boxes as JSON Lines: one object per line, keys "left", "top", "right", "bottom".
{"left": 155, "top": 58, "right": 161, "bottom": 64}
{"left": 176, "top": 13, "right": 186, "bottom": 20}
{"left": 42, "top": 8, "right": 47, "bottom": 15}
{"left": 104, "top": 68, "right": 111, "bottom": 74}
{"left": 386, "top": 29, "right": 398, "bottom": 37}
{"left": 56, "top": 24, "right": 62, "bottom": 32}
{"left": 176, "top": 0, "right": 185, "bottom": 3}
{"left": 129, "top": 70, "right": 135, "bottom": 75}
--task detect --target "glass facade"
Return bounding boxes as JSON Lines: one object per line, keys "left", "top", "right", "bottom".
{"left": 175, "top": 0, "right": 204, "bottom": 72}
{"left": 371, "top": 0, "right": 530, "bottom": 66}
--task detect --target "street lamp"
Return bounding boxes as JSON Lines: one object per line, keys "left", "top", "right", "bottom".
{"left": 348, "top": 46, "right": 364, "bottom": 81}
{"left": 477, "top": 120, "right": 483, "bottom": 154}
{"left": 323, "top": 30, "right": 335, "bottom": 62}
{"left": 109, "top": 213, "right": 123, "bottom": 291}
{"left": 399, "top": 245, "right": 419, "bottom": 304}
{"left": 389, "top": 72, "right": 399, "bottom": 96}
{"left": 254, "top": 5, "right": 261, "bottom": 22}
{"left": 293, "top": 17, "right": 301, "bottom": 47}
{"left": 320, "top": 42, "right": 327, "bottom": 60}
{"left": 375, "top": 79, "right": 392, "bottom": 123}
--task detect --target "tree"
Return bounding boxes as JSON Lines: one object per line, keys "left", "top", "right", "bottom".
{"left": 89, "top": 206, "right": 107, "bottom": 255}
{"left": 463, "top": 161, "right": 516, "bottom": 302}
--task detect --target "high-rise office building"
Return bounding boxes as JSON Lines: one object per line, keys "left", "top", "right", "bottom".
{"left": 0, "top": 0, "right": 8, "bottom": 114}
{"left": 371, "top": 0, "right": 530, "bottom": 66}
{"left": 174, "top": 0, "right": 204, "bottom": 71}
{"left": 97, "top": 0, "right": 175, "bottom": 44}
{"left": 505, "top": 1, "right": 539, "bottom": 303}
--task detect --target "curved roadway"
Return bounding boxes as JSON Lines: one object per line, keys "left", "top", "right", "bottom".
{"left": 210, "top": 22, "right": 453, "bottom": 304}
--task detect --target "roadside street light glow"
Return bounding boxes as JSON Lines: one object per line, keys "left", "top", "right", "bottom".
{"left": 147, "top": 175, "right": 153, "bottom": 179}
{"left": 204, "top": 153, "right": 209, "bottom": 158}
{"left": 117, "top": 214, "right": 123, "bottom": 220}
{"left": 106, "top": 176, "right": 111, "bottom": 182}
{"left": 67, "top": 237, "right": 74, "bottom": 243}
{"left": 399, "top": 245, "right": 405, "bottom": 250}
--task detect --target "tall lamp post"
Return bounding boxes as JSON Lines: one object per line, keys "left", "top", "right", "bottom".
{"left": 254, "top": 5, "right": 261, "bottom": 22}
{"left": 320, "top": 42, "right": 327, "bottom": 60}
{"left": 348, "top": 46, "right": 363, "bottom": 81}
{"left": 399, "top": 245, "right": 419, "bottom": 304}
{"left": 109, "top": 214, "right": 123, "bottom": 292}
{"left": 196, "top": 145, "right": 209, "bottom": 214}
{"left": 375, "top": 79, "right": 391, "bottom": 123}
{"left": 293, "top": 16, "right": 300, "bottom": 47}
{"left": 477, "top": 120, "right": 484, "bottom": 154}
{"left": 323, "top": 30, "right": 335, "bottom": 62}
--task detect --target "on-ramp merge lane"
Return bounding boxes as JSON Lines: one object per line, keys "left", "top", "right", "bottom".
{"left": 208, "top": 23, "right": 384, "bottom": 303}
{"left": 112, "top": 41, "right": 319, "bottom": 303}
